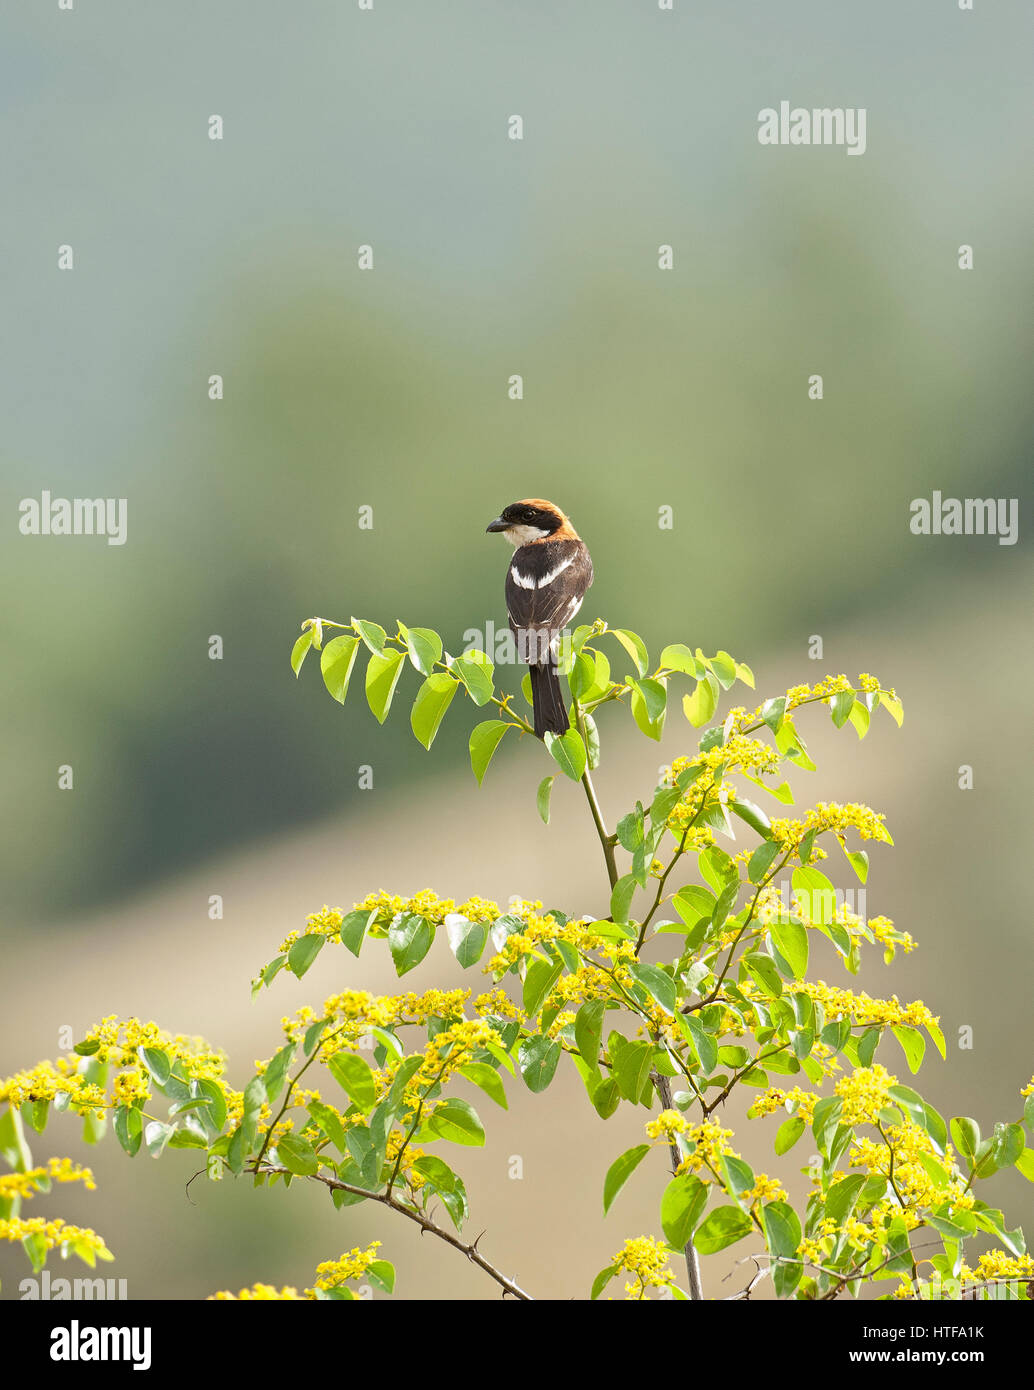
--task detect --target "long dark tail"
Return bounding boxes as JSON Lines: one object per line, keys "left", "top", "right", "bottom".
{"left": 529, "top": 663, "right": 568, "bottom": 739}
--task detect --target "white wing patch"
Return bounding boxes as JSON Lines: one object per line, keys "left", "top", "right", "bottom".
{"left": 536, "top": 554, "right": 576, "bottom": 588}
{"left": 510, "top": 553, "right": 576, "bottom": 590}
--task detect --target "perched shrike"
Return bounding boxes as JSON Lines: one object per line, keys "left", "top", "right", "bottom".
{"left": 486, "top": 499, "right": 594, "bottom": 738}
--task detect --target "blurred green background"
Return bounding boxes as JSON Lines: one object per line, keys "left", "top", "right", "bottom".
{"left": 1, "top": 0, "right": 1031, "bottom": 1299}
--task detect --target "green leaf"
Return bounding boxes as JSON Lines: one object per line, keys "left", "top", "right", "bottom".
{"left": 590, "top": 1264, "right": 619, "bottom": 1300}
{"left": 1015, "top": 1149, "right": 1034, "bottom": 1182}
{"left": 770, "top": 918, "right": 809, "bottom": 980}
{"left": 610, "top": 629, "right": 649, "bottom": 677}
{"left": 630, "top": 677, "right": 667, "bottom": 722}
{"left": 582, "top": 712, "right": 601, "bottom": 769}
{"left": 659, "top": 644, "right": 701, "bottom": 677}
{"left": 880, "top": 691, "right": 904, "bottom": 726}
{"left": 411, "top": 674, "right": 459, "bottom": 749}
{"left": 845, "top": 849, "right": 869, "bottom": 884}
{"left": 763, "top": 1200, "right": 803, "bottom": 1297}
{"left": 825, "top": 1174, "right": 865, "bottom": 1225}
{"left": 680, "top": 1015, "right": 718, "bottom": 1075}
{"left": 459, "top": 1063, "right": 508, "bottom": 1110}
{"left": 926, "top": 1019, "right": 947, "bottom": 1060}
{"left": 404, "top": 626, "right": 443, "bottom": 675}
{"left": 445, "top": 914, "right": 488, "bottom": 968}
{"left": 469, "top": 720, "right": 511, "bottom": 785}
{"left": 710, "top": 651, "right": 737, "bottom": 689}
{"left": 320, "top": 636, "right": 360, "bottom": 704}
{"left": 610, "top": 873, "right": 637, "bottom": 924}
{"left": 276, "top": 1133, "right": 319, "bottom": 1177}
{"left": 536, "top": 775, "right": 557, "bottom": 824}
{"left": 891, "top": 1025, "right": 926, "bottom": 1074}
{"left": 388, "top": 913, "right": 434, "bottom": 976}
{"left": 288, "top": 933, "right": 325, "bottom": 979}
{"left": 748, "top": 841, "right": 781, "bottom": 884}
{"left": 774, "top": 1115, "right": 806, "bottom": 1155}
{"left": 610, "top": 1037, "right": 655, "bottom": 1103}
{"left": 730, "top": 799, "right": 772, "bottom": 839}
{"left": 366, "top": 1260, "right": 396, "bottom": 1295}
{"left": 339, "top": 908, "right": 372, "bottom": 957}
{"left": 574, "top": 1000, "right": 606, "bottom": 1071}
{"left": 365, "top": 649, "right": 406, "bottom": 723}
{"left": 352, "top": 618, "right": 387, "bottom": 655}
{"left": 761, "top": 697, "right": 786, "bottom": 733}
{"left": 308, "top": 1101, "right": 348, "bottom": 1153}
{"left": 144, "top": 1120, "right": 174, "bottom": 1158}
{"left": 261, "top": 1042, "right": 296, "bottom": 1104}
{"left": 628, "top": 962, "right": 676, "bottom": 1016}
{"left": 603, "top": 1144, "right": 650, "bottom": 1214}
{"left": 545, "top": 727, "right": 586, "bottom": 781}
{"left": 138, "top": 1047, "right": 171, "bottom": 1087}
{"left": 829, "top": 691, "right": 854, "bottom": 728}
{"left": 518, "top": 1036, "right": 561, "bottom": 1093}
{"left": 290, "top": 629, "right": 313, "bottom": 676}
{"left": 660, "top": 1173, "right": 708, "bottom": 1249}
{"left": 328, "top": 1052, "right": 377, "bottom": 1114}
{"left": 591, "top": 1076, "right": 621, "bottom": 1119}
{"left": 683, "top": 677, "right": 717, "bottom": 729}
{"left": 523, "top": 957, "right": 563, "bottom": 1017}
{"left": 428, "top": 1098, "right": 485, "bottom": 1147}
{"left": 453, "top": 656, "right": 495, "bottom": 706}
{"left": 990, "top": 1122, "right": 1026, "bottom": 1169}
{"left": 791, "top": 866, "right": 836, "bottom": 925}
{"left": 113, "top": 1105, "right": 143, "bottom": 1157}
{"left": 694, "top": 1205, "right": 753, "bottom": 1255}
{"left": 240, "top": 1076, "right": 267, "bottom": 1155}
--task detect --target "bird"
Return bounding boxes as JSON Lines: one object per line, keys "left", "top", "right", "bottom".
{"left": 485, "top": 498, "right": 594, "bottom": 738}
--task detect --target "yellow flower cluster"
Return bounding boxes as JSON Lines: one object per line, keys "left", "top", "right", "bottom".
{"left": 413, "top": 1019, "right": 503, "bottom": 1091}
{"left": 543, "top": 964, "right": 614, "bottom": 1012}
{"left": 0, "top": 1158, "right": 96, "bottom": 1203}
{"left": 385, "top": 1131, "right": 426, "bottom": 1190}
{"left": 278, "top": 891, "right": 503, "bottom": 954}
{"left": 1021, "top": 1077, "right": 1034, "bottom": 1099}
{"left": 472, "top": 989, "right": 526, "bottom": 1023}
{"left": 962, "top": 1250, "right": 1034, "bottom": 1284}
{"left": 0, "top": 1216, "right": 112, "bottom": 1261}
{"left": 743, "top": 1173, "right": 787, "bottom": 1206}
{"left": 209, "top": 1284, "right": 307, "bottom": 1300}
{"left": 645, "top": 1109, "right": 689, "bottom": 1141}
{"left": 794, "top": 981, "right": 937, "bottom": 1031}
{"left": 834, "top": 1064, "right": 896, "bottom": 1125}
{"left": 611, "top": 1236, "right": 679, "bottom": 1299}
{"left": 676, "top": 1121, "right": 739, "bottom": 1177}
{"left": 727, "top": 674, "right": 891, "bottom": 739}
{"left": 748, "top": 1086, "right": 820, "bottom": 1125}
{"left": 849, "top": 1122, "right": 972, "bottom": 1211}
{"left": 281, "top": 988, "right": 472, "bottom": 1052}
{"left": 313, "top": 1241, "right": 383, "bottom": 1290}
{"left": 486, "top": 913, "right": 623, "bottom": 975}
{"left": 665, "top": 739, "right": 782, "bottom": 837}
{"left": 112, "top": 1069, "right": 150, "bottom": 1105}
{"left": 770, "top": 802, "right": 893, "bottom": 854}
{"left": 865, "top": 915, "right": 916, "bottom": 959}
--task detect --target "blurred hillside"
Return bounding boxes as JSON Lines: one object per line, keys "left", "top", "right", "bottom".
{"left": 1, "top": 0, "right": 1032, "bottom": 1302}
{"left": 2, "top": 1, "right": 1032, "bottom": 922}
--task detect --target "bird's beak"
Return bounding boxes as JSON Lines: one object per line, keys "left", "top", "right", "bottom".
{"left": 485, "top": 517, "right": 508, "bottom": 533}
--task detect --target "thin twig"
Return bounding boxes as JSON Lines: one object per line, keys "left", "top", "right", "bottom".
{"left": 262, "top": 1164, "right": 533, "bottom": 1300}
{"left": 655, "top": 1073, "right": 705, "bottom": 1301}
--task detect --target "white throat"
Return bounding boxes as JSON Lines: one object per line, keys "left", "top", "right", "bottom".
{"left": 503, "top": 524, "right": 551, "bottom": 547}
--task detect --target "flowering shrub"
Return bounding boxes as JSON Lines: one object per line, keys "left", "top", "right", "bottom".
{"left": 2, "top": 615, "right": 1031, "bottom": 1301}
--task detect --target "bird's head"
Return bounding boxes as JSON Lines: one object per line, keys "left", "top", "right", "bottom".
{"left": 485, "top": 498, "right": 575, "bottom": 546}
